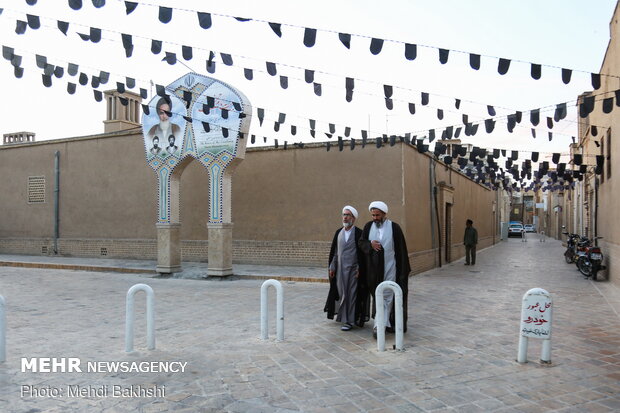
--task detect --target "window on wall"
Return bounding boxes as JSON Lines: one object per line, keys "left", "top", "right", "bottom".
{"left": 606, "top": 129, "right": 612, "bottom": 180}
{"left": 28, "top": 176, "right": 45, "bottom": 204}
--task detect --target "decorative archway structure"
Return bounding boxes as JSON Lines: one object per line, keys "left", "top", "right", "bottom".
{"left": 141, "top": 73, "right": 251, "bottom": 276}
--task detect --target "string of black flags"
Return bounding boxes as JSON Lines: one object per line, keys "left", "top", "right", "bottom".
{"left": 2, "top": 41, "right": 613, "bottom": 156}
{"left": 1, "top": 42, "right": 608, "bottom": 183}
{"left": 2, "top": 4, "right": 606, "bottom": 191}
{"left": 3, "top": 5, "right": 617, "bottom": 143}
{"left": 17, "top": 0, "right": 619, "bottom": 89}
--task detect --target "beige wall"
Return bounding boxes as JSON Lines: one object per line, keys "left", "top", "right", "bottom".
{"left": 577, "top": 2, "right": 620, "bottom": 286}
{"left": 0, "top": 132, "right": 496, "bottom": 270}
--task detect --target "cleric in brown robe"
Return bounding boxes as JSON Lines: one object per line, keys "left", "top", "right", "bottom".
{"left": 324, "top": 206, "right": 369, "bottom": 329}
{"left": 358, "top": 201, "right": 411, "bottom": 335}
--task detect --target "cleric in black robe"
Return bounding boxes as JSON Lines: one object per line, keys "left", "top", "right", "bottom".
{"left": 358, "top": 201, "right": 411, "bottom": 333}
{"left": 324, "top": 206, "right": 369, "bottom": 328}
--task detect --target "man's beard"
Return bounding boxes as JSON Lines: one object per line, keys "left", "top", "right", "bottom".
{"left": 159, "top": 120, "right": 170, "bottom": 136}
{"left": 373, "top": 219, "right": 384, "bottom": 228}
{"left": 342, "top": 221, "right": 353, "bottom": 229}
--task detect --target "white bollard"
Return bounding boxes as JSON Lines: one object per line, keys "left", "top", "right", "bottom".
{"left": 517, "top": 288, "right": 553, "bottom": 364}
{"left": 375, "top": 281, "right": 404, "bottom": 352}
{"left": 539, "top": 231, "right": 546, "bottom": 243}
{"left": 125, "top": 284, "right": 155, "bottom": 352}
{"left": 521, "top": 230, "right": 527, "bottom": 242}
{"left": 260, "top": 279, "right": 284, "bottom": 341}
{"left": 0, "top": 295, "right": 5, "bottom": 363}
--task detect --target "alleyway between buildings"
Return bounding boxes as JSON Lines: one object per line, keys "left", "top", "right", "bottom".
{"left": 0, "top": 236, "right": 618, "bottom": 412}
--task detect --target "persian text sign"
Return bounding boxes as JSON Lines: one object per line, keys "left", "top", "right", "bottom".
{"left": 520, "top": 288, "right": 552, "bottom": 338}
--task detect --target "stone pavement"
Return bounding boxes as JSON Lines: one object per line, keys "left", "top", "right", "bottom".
{"left": 0, "top": 237, "right": 619, "bottom": 412}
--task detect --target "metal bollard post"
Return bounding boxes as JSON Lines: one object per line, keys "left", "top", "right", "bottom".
{"left": 125, "top": 284, "right": 155, "bottom": 352}
{"left": 375, "top": 281, "right": 404, "bottom": 352}
{"left": 517, "top": 288, "right": 552, "bottom": 364}
{"left": 0, "top": 295, "right": 5, "bottom": 363}
{"left": 260, "top": 279, "right": 284, "bottom": 341}
{"left": 521, "top": 230, "right": 527, "bottom": 242}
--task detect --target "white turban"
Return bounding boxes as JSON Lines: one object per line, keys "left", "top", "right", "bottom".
{"left": 369, "top": 201, "right": 388, "bottom": 214}
{"left": 342, "top": 205, "right": 358, "bottom": 219}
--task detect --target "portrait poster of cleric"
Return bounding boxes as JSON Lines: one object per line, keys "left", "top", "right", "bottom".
{"left": 141, "top": 94, "right": 185, "bottom": 160}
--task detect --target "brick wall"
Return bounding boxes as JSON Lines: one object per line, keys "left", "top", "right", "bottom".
{"left": 0, "top": 236, "right": 498, "bottom": 272}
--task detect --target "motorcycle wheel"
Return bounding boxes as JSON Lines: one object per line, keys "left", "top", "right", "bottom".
{"left": 577, "top": 258, "right": 591, "bottom": 277}
{"left": 564, "top": 251, "right": 574, "bottom": 264}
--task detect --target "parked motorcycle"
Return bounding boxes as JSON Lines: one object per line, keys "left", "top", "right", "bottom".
{"left": 562, "top": 232, "right": 582, "bottom": 263}
{"left": 576, "top": 237, "right": 606, "bottom": 280}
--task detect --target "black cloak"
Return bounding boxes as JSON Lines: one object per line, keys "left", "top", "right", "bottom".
{"left": 358, "top": 220, "right": 411, "bottom": 332}
{"left": 323, "top": 226, "right": 370, "bottom": 327}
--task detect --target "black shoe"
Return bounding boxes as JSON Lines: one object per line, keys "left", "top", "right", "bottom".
{"left": 465, "top": 263, "right": 470, "bottom": 266}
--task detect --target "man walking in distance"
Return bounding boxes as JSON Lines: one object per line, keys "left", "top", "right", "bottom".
{"left": 464, "top": 219, "right": 478, "bottom": 266}
{"left": 358, "top": 201, "right": 411, "bottom": 338}
{"left": 324, "top": 206, "right": 368, "bottom": 331}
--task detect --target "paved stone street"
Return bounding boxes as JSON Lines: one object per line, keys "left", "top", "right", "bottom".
{"left": 0, "top": 236, "right": 619, "bottom": 412}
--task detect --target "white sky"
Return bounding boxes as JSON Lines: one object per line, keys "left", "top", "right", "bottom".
{"left": 0, "top": 0, "right": 617, "bottom": 161}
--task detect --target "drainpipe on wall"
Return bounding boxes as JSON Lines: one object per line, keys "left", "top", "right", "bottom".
{"left": 594, "top": 174, "right": 599, "bottom": 247}
{"left": 53, "top": 151, "right": 60, "bottom": 255}
{"left": 429, "top": 158, "right": 437, "bottom": 253}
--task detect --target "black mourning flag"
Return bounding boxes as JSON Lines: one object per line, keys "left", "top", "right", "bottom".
{"left": 439, "top": 48, "right": 449, "bottom": 64}
{"left": 552, "top": 153, "right": 560, "bottom": 164}
{"left": 498, "top": 58, "right": 510, "bottom": 75}
{"left": 421, "top": 92, "right": 429, "bottom": 105}
{"left": 531, "top": 63, "right": 541, "bottom": 80}
{"left": 554, "top": 103, "right": 567, "bottom": 121}
{"left": 408, "top": 103, "right": 415, "bottom": 115}
{"left": 16, "top": 20, "right": 27, "bottom": 35}
{"left": 591, "top": 73, "right": 601, "bottom": 90}
{"left": 603, "top": 97, "right": 613, "bottom": 114}
{"left": 279, "top": 76, "right": 288, "bottom": 89}
{"left": 370, "top": 38, "right": 384, "bottom": 55}
{"left": 158, "top": 6, "right": 172, "bottom": 24}
{"left": 197, "top": 12, "right": 212, "bottom": 29}
{"left": 163, "top": 52, "right": 176, "bottom": 65}
{"left": 57, "top": 20, "right": 69, "bottom": 35}
{"left": 339, "top": 32, "right": 351, "bottom": 49}
{"left": 405, "top": 43, "right": 416, "bottom": 60}
{"left": 314, "top": 83, "right": 322, "bottom": 96}
{"left": 304, "top": 69, "right": 314, "bottom": 83}
{"left": 561, "top": 68, "right": 572, "bottom": 84}
{"left": 90, "top": 27, "right": 101, "bottom": 43}
{"left": 269, "top": 22, "right": 282, "bottom": 37}
{"left": 26, "top": 14, "right": 40, "bottom": 29}
{"left": 303, "top": 28, "right": 317, "bottom": 47}
{"left": 383, "top": 84, "right": 393, "bottom": 98}
{"left": 573, "top": 154, "right": 583, "bottom": 165}
{"left": 266, "top": 62, "right": 277, "bottom": 76}
{"left": 125, "top": 1, "right": 138, "bottom": 15}
{"left": 69, "top": 0, "right": 82, "bottom": 10}
{"left": 530, "top": 109, "right": 540, "bottom": 126}
{"left": 182, "top": 46, "right": 193, "bottom": 61}
{"left": 470, "top": 53, "right": 480, "bottom": 70}
{"left": 151, "top": 40, "right": 162, "bottom": 55}
{"left": 244, "top": 68, "right": 253, "bottom": 80}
